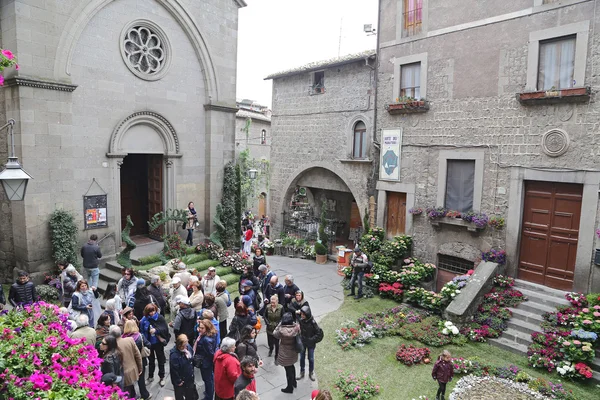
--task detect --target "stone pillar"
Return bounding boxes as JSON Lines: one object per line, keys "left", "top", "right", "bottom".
{"left": 369, "top": 195, "right": 376, "bottom": 229}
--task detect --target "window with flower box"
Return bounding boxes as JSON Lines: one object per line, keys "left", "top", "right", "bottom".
{"left": 400, "top": 62, "right": 421, "bottom": 99}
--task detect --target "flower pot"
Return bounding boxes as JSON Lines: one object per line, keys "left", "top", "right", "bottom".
{"left": 316, "top": 254, "right": 328, "bottom": 264}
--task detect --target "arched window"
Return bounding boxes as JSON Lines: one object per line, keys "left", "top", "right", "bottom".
{"left": 261, "top": 129, "right": 267, "bottom": 145}
{"left": 352, "top": 121, "right": 367, "bottom": 159}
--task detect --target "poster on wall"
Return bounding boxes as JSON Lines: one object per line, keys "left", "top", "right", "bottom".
{"left": 379, "top": 128, "right": 402, "bottom": 181}
{"left": 84, "top": 195, "right": 108, "bottom": 230}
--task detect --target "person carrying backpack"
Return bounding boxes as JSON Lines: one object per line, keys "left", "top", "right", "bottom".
{"left": 297, "top": 305, "right": 323, "bottom": 382}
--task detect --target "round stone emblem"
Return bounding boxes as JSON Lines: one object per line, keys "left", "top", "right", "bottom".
{"left": 120, "top": 20, "right": 171, "bottom": 81}
{"left": 541, "top": 129, "right": 569, "bottom": 157}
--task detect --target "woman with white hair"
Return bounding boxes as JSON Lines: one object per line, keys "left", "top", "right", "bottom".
{"left": 214, "top": 337, "right": 241, "bottom": 400}
{"left": 102, "top": 299, "right": 121, "bottom": 326}
{"left": 61, "top": 265, "right": 82, "bottom": 307}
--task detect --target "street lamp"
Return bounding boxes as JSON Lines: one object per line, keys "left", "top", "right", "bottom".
{"left": 0, "top": 119, "right": 32, "bottom": 201}
{"left": 247, "top": 168, "right": 258, "bottom": 180}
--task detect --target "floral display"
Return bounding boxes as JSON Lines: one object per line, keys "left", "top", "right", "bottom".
{"left": 558, "top": 338, "right": 595, "bottom": 363}
{"left": 161, "top": 232, "right": 186, "bottom": 260}
{"left": 0, "top": 48, "right": 18, "bottom": 86}
{"left": 426, "top": 207, "right": 447, "bottom": 219}
{"left": 564, "top": 292, "right": 588, "bottom": 308}
{"left": 439, "top": 320, "right": 459, "bottom": 336}
{"left": 335, "top": 370, "right": 380, "bottom": 400}
{"left": 399, "top": 316, "right": 466, "bottom": 347}
{"left": 395, "top": 344, "right": 430, "bottom": 366}
{"left": 481, "top": 248, "right": 506, "bottom": 265}
{"left": 335, "top": 321, "right": 375, "bottom": 350}
{"left": 573, "top": 305, "right": 600, "bottom": 333}
{"left": 218, "top": 250, "right": 251, "bottom": 274}
{"left": 0, "top": 302, "right": 127, "bottom": 399}
{"left": 570, "top": 328, "right": 598, "bottom": 343}
{"left": 405, "top": 287, "right": 444, "bottom": 312}
{"left": 378, "top": 282, "right": 403, "bottom": 302}
{"left": 360, "top": 233, "right": 383, "bottom": 254}
{"left": 492, "top": 274, "right": 514, "bottom": 287}
{"left": 488, "top": 215, "right": 505, "bottom": 229}
{"left": 357, "top": 305, "right": 425, "bottom": 338}
{"left": 408, "top": 207, "right": 423, "bottom": 215}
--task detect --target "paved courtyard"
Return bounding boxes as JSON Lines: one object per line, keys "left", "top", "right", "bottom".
{"left": 146, "top": 255, "right": 343, "bottom": 400}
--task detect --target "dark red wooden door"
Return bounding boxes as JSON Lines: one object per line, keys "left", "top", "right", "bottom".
{"left": 147, "top": 155, "right": 164, "bottom": 239}
{"left": 518, "top": 181, "right": 582, "bottom": 290}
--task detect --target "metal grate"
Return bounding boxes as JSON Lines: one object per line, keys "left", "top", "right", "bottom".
{"left": 437, "top": 254, "right": 474, "bottom": 275}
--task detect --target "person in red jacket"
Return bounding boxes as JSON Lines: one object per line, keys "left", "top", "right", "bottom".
{"left": 431, "top": 349, "right": 454, "bottom": 400}
{"left": 243, "top": 225, "right": 253, "bottom": 255}
{"left": 214, "top": 337, "right": 240, "bottom": 400}
{"left": 234, "top": 356, "right": 257, "bottom": 397}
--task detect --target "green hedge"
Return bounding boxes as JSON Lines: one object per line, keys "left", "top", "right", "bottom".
{"left": 138, "top": 254, "right": 162, "bottom": 265}
{"left": 191, "top": 259, "right": 221, "bottom": 271}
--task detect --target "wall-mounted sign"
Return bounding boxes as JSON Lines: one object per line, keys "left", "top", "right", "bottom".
{"left": 84, "top": 195, "right": 108, "bottom": 230}
{"left": 380, "top": 128, "right": 402, "bottom": 181}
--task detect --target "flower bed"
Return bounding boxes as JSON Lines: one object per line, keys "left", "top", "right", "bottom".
{"left": 335, "top": 370, "right": 380, "bottom": 399}
{"left": 335, "top": 321, "right": 375, "bottom": 350}
{"left": 0, "top": 302, "right": 127, "bottom": 399}
{"left": 395, "top": 344, "right": 430, "bottom": 366}
{"left": 357, "top": 305, "right": 426, "bottom": 338}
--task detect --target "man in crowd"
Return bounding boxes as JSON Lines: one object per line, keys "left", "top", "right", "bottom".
{"left": 148, "top": 276, "right": 167, "bottom": 316}
{"left": 8, "top": 270, "right": 37, "bottom": 307}
{"left": 283, "top": 275, "right": 299, "bottom": 311}
{"left": 171, "top": 296, "right": 196, "bottom": 342}
{"left": 70, "top": 314, "right": 96, "bottom": 346}
{"left": 263, "top": 276, "right": 285, "bottom": 310}
{"left": 173, "top": 262, "right": 191, "bottom": 287}
{"left": 348, "top": 247, "right": 369, "bottom": 299}
{"left": 201, "top": 266, "right": 221, "bottom": 296}
{"left": 234, "top": 356, "right": 258, "bottom": 397}
{"left": 169, "top": 277, "right": 187, "bottom": 314}
{"left": 80, "top": 234, "right": 102, "bottom": 289}
{"left": 257, "top": 264, "right": 275, "bottom": 298}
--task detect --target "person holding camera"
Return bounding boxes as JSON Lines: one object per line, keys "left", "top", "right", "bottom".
{"left": 348, "top": 247, "right": 369, "bottom": 300}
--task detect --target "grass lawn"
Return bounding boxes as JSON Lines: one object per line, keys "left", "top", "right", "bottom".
{"left": 316, "top": 294, "right": 600, "bottom": 400}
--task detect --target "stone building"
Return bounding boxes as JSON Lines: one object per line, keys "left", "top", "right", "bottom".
{"left": 0, "top": 0, "right": 245, "bottom": 280}
{"left": 266, "top": 51, "right": 376, "bottom": 247}
{"left": 376, "top": 0, "right": 600, "bottom": 292}
{"left": 235, "top": 99, "right": 271, "bottom": 218}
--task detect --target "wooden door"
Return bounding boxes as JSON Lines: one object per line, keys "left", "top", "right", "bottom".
{"left": 386, "top": 192, "right": 406, "bottom": 237}
{"left": 518, "top": 181, "right": 582, "bottom": 290}
{"left": 120, "top": 154, "right": 148, "bottom": 236}
{"left": 258, "top": 193, "right": 266, "bottom": 217}
{"left": 147, "top": 155, "right": 164, "bottom": 239}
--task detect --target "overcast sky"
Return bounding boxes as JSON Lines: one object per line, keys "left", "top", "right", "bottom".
{"left": 236, "top": 0, "right": 378, "bottom": 108}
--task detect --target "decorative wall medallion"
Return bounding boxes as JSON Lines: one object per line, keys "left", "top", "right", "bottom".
{"left": 541, "top": 129, "right": 569, "bottom": 157}
{"left": 557, "top": 105, "right": 574, "bottom": 122}
{"left": 120, "top": 19, "right": 172, "bottom": 81}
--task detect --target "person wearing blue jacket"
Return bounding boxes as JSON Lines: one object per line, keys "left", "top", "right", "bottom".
{"left": 170, "top": 334, "right": 198, "bottom": 400}
{"left": 140, "top": 304, "right": 169, "bottom": 388}
{"left": 193, "top": 319, "right": 218, "bottom": 400}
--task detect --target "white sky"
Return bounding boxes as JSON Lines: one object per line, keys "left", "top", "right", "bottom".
{"left": 236, "top": 0, "right": 379, "bottom": 108}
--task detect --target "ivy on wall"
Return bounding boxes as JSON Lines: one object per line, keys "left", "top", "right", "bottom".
{"left": 49, "top": 210, "right": 78, "bottom": 266}
{"left": 212, "top": 161, "right": 239, "bottom": 249}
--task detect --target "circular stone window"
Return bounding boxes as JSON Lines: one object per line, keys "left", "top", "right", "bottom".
{"left": 541, "top": 128, "right": 569, "bottom": 157}
{"left": 120, "top": 20, "right": 172, "bottom": 81}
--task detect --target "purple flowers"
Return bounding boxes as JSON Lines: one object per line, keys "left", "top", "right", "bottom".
{"left": 481, "top": 248, "right": 506, "bottom": 265}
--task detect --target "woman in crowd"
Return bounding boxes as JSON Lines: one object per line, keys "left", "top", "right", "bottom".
{"left": 288, "top": 290, "right": 309, "bottom": 320}
{"left": 95, "top": 314, "right": 111, "bottom": 355}
{"left": 214, "top": 337, "right": 241, "bottom": 400}
{"left": 118, "top": 307, "right": 139, "bottom": 331}
{"left": 170, "top": 334, "right": 198, "bottom": 400}
{"left": 185, "top": 202, "right": 197, "bottom": 247}
{"left": 71, "top": 279, "right": 97, "bottom": 327}
{"left": 252, "top": 248, "right": 266, "bottom": 277}
{"left": 123, "top": 320, "right": 151, "bottom": 400}
{"left": 117, "top": 268, "right": 137, "bottom": 309}
{"left": 189, "top": 280, "right": 204, "bottom": 312}
{"left": 273, "top": 312, "right": 300, "bottom": 394}
{"left": 235, "top": 325, "right": 261, "bottom": 367}
{"left": 228, "top": 303, "right": 257, "bottom": 341}
{"left": 61, "top": 265, "right": 82, "bottom": 308}
{"left": 100, "top": 335, "right": 124, "bottom": 389}
{"left": 214, "top": 281, "right": 229, "bottom": 342}
{"left": 101, "top": 299, "right": 120, "bottom": 326}
{"left": 193, "top": 319, "right": 218, "bottom": 400}
{"left": 133, "top": 279, "right": 156, "bottom": 320}
{"left": 140, "top": 304, "right": 169, "bottom": 388}
{"left": 203, "top": 294, "right": 218, "bottom": 320}
{"left": 103, "top": 282, "right": 122, "bottom": 313}
{"left": 264, "top": 294, "right": 283, "bottom": 359}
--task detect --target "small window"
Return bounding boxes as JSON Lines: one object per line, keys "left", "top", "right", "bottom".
{"left": 312, "top": 71, "right": 325, "bottom": 94}
{"left": 537, "top": 35, "right": 576, "bottom": 90}
{"left": 438, "top": 254, "right": 474, "bottom": 274}
{"left": 400, "top": 62, "right": 421, "bottom": 99}
{"left": 403, "top": 0, "right": 423, "bottom": 37}
{"left": 261, "top": 129, "right": 267, "bottom": 145}
{"left": 352, "top": 121, "right": 367, "bottom": 159}
{"left": 445, "top": 160, "right": 475, "bottom": 213}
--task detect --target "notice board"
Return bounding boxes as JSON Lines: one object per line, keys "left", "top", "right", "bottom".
{"left": 84, "top": 194, "right": 108, "bottom": 230}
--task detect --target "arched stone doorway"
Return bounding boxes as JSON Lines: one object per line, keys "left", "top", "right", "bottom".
{"left": 279, "top": 166, "right": 364, "bottom": 251}
{"left": 107, "top": 111, "right": 182, "bottom": 241}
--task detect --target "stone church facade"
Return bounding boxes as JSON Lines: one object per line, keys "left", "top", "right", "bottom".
{"left": 0, "top": 0, "right": 245, "bottom": 280}
{"left": 376, "top": 0, "right": 600, "bottom": 292}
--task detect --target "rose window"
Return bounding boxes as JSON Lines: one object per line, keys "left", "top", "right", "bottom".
{"left": 120, "top": 20, "right": 171, "bottom": 81}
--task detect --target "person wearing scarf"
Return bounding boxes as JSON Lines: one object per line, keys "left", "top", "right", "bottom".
{"left": 101, "top": 299, "right": 121, "bottom": 326}
{"left": 186, "top": 202, "right": 197, "bottom": 246}
{"left": 117, "top": 268, "right": 137, "bottom": 309}
{"left": 140, "top": 304, "right": 169, "bottom": 388}
{"left": 71, "top": 280, "right": 98, "bottom": 327}
{"left": 95, "top": 314, "right": 111, "bottom": 356}
{"left": 170, "top": 334, "right": 198, "bottom": 400}
{"left": 62, "top": 265, "right": 83, "bottom": 308}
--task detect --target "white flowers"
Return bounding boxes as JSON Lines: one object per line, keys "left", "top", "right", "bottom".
{"left": 441, "top": 320, "right": 459, "bottom": 336}
{"left": 557, "top": 361, "right": 574, "bottom": 376}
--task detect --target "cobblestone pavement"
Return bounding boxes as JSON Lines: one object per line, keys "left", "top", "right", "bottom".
{"left": 147, "top": 256, "right": 343, "bottom": 400}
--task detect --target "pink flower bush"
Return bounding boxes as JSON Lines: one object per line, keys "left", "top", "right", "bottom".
{"left": 0, "top": 47, "right": 18, "bottom": 85}
{"left": 0, "top": 302, "right": 129, "bottom": 399}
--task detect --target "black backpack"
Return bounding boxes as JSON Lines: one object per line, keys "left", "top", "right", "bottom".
{"left": 313, "top": 320, "right": 324, "bottom": 344}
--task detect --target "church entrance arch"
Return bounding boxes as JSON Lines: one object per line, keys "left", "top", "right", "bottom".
{"left": 107, "top": 111, "right": 182, "bottom": 243}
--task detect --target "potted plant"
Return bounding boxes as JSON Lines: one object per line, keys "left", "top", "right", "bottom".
{"left": 282, "top": 236, "right": 294, "bottom": 257}
{"left": 264, "top": 241, "right": 275, "bottom": 256}
{"left": 315, "top": 241, "right": 328, "bottom": 264}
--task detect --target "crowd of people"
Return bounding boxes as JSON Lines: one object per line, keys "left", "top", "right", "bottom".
{"left": 0, "top": 232, "right": 330, "bottom": 400}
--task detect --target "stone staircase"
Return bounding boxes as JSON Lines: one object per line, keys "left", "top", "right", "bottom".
{"left": 488, "top": 279, "right": 600, "bottom": 381}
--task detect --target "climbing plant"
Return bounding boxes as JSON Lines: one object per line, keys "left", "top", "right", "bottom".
{"left": 49, "top": 210, "right": 79, "bottom": 266}
{"left": 214, "top": 161, "right": 239, "bottom": 249}
{"left": 235, "top": 163, "right": 242, "bottom": 238}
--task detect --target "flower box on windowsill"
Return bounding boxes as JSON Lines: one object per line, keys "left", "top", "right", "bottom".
{"left": 386, "top": 100, "right": 429, "bottom": 114}
{"left": 430, "top": 217, "right": 483, "bottom": 233}
{"left": 517, "top": 87, "right": 591, "bottom": 105}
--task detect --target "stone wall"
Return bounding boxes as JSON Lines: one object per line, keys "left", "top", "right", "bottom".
{"left": 269, "top": 59, "right": 375, "bottom": 235}
{"left": 376, "top": 0, "right": 600, "bottom": 291}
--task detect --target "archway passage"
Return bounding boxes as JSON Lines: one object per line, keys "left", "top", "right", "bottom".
{"left": 120, "top": 154, "right": 164, "bottom": 239}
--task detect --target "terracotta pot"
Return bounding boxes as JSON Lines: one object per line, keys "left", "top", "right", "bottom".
{"left": 424, "top": 358, "right": 430, "bottom": 364}
{"left": 316, "top": 254, "right": 328, "bottom": 264}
